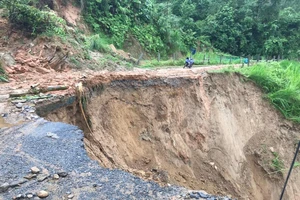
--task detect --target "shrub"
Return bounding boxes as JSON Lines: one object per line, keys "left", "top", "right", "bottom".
{"left": 2, "top": 0, "right": 66, "bottom": 35}
{"left": 85, "top": 34, "right": 110, "bottom": 53}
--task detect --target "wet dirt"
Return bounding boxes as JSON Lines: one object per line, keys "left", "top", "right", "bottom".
{"left": 0, "top": 117, "right": 11, "bottom": 128}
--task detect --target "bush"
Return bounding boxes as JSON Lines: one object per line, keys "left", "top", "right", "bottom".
{"left": 2, "top": 0, "right": 66, "bottom": 35}
{"left": 85, "top": 34, "right": 110, "bottom": 53}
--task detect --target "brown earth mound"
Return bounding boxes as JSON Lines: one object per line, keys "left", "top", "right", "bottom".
{"left": 45, "top": 71, "right": 300, "bottom": 200}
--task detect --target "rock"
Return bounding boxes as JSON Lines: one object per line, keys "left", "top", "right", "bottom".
{"left": 0, "top": 182, "right": 9, "bottom": 193}
{"left": 31, "top": 166, "right": 40, "bottom": 174}
{"left": 0, "top": 94, "right": 9, "bottom": 102}
{"left": 46, "top": 132, "right": 59, "bottom": 139}
{"left": 28, "top": 108, "right": 35, "bottom": 113}
{"left": 37, "top": 190, "right": 49, "bottom": 198}
{"left": 16, "top": 103, "right": 23, "bottom": 109}
{"left": 26, "top": 193, "right": 34, "bottom": 198}
{"left": 189, "top": 192, "right": 200, "bottom": 199}
{"left": 37, "top": 174, "right": 49, "bottom": 182}
{"left": 270, "top": 147, "right": 275, "bottom": 153}
{"left": 68, "top": 194, "right": 74, "bottom": 199}
{"left": 0, "top": 53, "right": 15, "bottom": 66}
{"left": 1, "top": 113, "right": 8, "bottom": 117}
{"left": 13, "top": 194, "right": 25, "bottom": 199}
{"left": 24, "top": 173, "right": 37, "bottom": 180}
{"left": 53, "top": 174, "right": 59, "bottom": 180}
{"left": 9, "top": 178, "right": 28, "bottom": 187}
{"left": 11, "top": 99, "right": 27, "bottom": 104}
{"left": 36, "top": 67, "right": 51, "bottom": 74}
{"left": 198, "top": 191, "right": 210, "bottom": 198}
{"left": 58, "top": 171, "right": 68, "bottom": 177}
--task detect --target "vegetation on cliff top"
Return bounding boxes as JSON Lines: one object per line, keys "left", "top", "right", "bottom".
{"left": 218, "top": 61, "right": 300, "bottom": 122}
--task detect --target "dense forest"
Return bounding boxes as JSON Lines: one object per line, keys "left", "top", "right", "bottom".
{"left": 84, "top": 0, "right": 300, "bottom": 58}
{"left": 1, "top": 0, "right": 300, "bottom": 58}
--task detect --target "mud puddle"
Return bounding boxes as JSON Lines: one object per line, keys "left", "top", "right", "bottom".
{"left": 0, "top": 117, "right": 12, "bottom": 128}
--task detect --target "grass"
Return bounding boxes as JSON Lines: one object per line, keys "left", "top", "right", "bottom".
{"left": 0, "top": 63, "right": 9, "bottom": 83}
{"left": 271, "top": 152, "right": 285, "bottom": 173}
{"left": 85, "top": 34, "right": 111, "bottom": 53}
{"left": 140, "top": 60, "right": 184, "bottom": 69}
{"left": 139, "top": 51, "right": 242, "bottom": 69}
{"left": 216, "top": 60, "right": 300, "bottom": 122}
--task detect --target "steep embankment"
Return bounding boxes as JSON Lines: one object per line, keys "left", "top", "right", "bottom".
{"left": 45, "top": 70, "right": 300, "bottom": 199}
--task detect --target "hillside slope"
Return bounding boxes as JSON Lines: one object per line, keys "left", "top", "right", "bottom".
{"left": 45, "top": 70, "right": 300, "bottom": 199}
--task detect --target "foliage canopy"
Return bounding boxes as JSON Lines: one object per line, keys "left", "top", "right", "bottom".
{"left": 83, "top": 0, "right": 300, "bottom": 58}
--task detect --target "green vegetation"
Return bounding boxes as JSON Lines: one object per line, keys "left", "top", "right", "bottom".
{"left": 140, "top": 51, "right": 241, "bottom": 68}
{"left": 140, "top": 60, "right": 184, "bottom": 69}
{"left": 271, "top": 152, "right": 285, "bottom": 173}
{"left": 216, "top": 60, "right": 300, "bottom": 122}
{"left": 83, "top": 0, "right": 300, "bottom": 59}
{"left": 2, "top": 0, "right": 299, "bottom": 61}
{"left": 0, "top": 63, "right": 9, "bottom": 82}
{"left": 85, "top": 34, "right": 111, "bottom": 53}
{"left": 239, "top": 61, "right": 300, "bottom": 122}
{"left": 0, "top": 0, "right": 66, "bottom": 36}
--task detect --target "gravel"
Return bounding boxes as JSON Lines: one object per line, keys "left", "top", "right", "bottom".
{"left": 0, "top": 119, "right": 235, "bottom": 200}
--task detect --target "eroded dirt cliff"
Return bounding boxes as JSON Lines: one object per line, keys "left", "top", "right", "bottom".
{"left": 45, "top": 71, "right": 300, "bottom": 200}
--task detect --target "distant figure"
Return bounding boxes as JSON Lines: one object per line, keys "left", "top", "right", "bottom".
{"left": 184, "top": 57, "right": 194, "bottom": 68}
{"left": 185, "top": 57, "right": 190, "bottom": 64}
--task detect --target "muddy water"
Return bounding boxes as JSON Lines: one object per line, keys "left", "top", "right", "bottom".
{"left": 0, "top": 117, "right": 13, "bottom": 128}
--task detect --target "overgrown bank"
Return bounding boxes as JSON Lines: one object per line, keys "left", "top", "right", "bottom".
{"left": 218, "top": 61, "right": 300, "bottom": 122}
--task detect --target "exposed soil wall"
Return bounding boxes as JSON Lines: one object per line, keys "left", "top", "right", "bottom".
{"left": 46, "top": 73, "right": 300, "bottom": 199}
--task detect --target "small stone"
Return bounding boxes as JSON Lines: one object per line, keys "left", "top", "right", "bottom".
{"left": 209, "top": 162, "right": 215, "bottom": 166}
{"left": 0, "top": 182, "right": 9, "bottom": 193}
{"left": 189, "top": 193, "right": 200, "bottom": 199}
{"left": 31, "top": 166, "right": 40, "bottom": 174}
{"left": 27, "top": 193, "right": 34, "bottom": 198}
{"left": 11, "top": 99, "right": 27, "bottom": 104}
{"left": 15, "top": 103, "right": 23, "bottom": 109}
{"left": 37, "top": 174, "right": 49, "bottom": 182}
{"left": 14, "top": 194, "right": 23, "bottom": 199}
{"left": 46, "top": 132, "right": 59, "bottom": 139}
{"left": 58, "top": 172, "right": 68, "bottom": 177}
{"left": 10, "top": 178, "right": 28, "bottom": 187}
{"left": 53, "top": 174, "right": 59, "bottom": 180}
{"left": 92, "top": 184, "right": 97, "bottom": 188}
{"left": 37, "top": 190, "right": 49, "bottom": 198}
{"left": 270, "top": 147, "right": 275, "bottom": 153}
{"left": 68, "top": 194, "right": 74, "bottom": 199}
{"left": 24, "top": 174, "right": 37, "bottom": 180}
{"left": 28, "top": 109, "right": 35, "bottom": 113}
{"left": 198, "top": 191, "right": 210, "bottom": 198}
